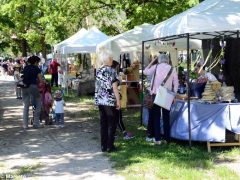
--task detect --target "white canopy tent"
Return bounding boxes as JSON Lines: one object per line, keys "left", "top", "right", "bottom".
{"left": 54, "top": 28, "right": 88, "bottom": 53}
{"left": 61, "top": 27, "right": 109, "bottom": 54}
{"left": 97, "top": 23, "right": 202, "bottom": 67}
{"left": 143, "top": 0, "right": 240, "bottom": 146}
{"left": 152, "top": 0, "right": 240, "bottom": 40}
{"left": 97, "top": 23, "right": 155, "bottom": 61}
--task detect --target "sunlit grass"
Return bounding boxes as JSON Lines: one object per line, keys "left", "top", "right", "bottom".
{"left": 102, "top": 107, "right": 240, "bottom": 180}
{"left": 16, "top": 163, "right": 43, "bottom": 175}
{"left": 0, "top": 163, "right": 43, "bottom": 180}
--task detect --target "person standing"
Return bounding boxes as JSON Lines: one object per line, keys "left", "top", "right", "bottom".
{"left": 53, "top": 90, "right": 65, "bottom": 128}
{"left": 22, "top": 55, "right": 43, "bottom": 129}
{"left": 49, "top": 59, "right": 60, "bottom": 87}
{"left": 111, "top": 60, "right": 134, "bottom": 140}
{"left": 95, "top": 50, "right": 121, "bottom": 152}
{"left": 13, "top": 60, "right": 22, "bottom": 99}
{"left": 143, "top": 54, "right": 179, "bottom": 144}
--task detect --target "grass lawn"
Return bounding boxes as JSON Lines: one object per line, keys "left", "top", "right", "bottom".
{"left": 106, "top": 108, "right": 240, "bottom": 180}
{"left": 49, "top": 79, "right": 240, "bottom": 180}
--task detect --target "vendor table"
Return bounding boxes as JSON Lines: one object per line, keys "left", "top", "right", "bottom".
{"left": 170, "top": 100, "right": 240, "bottom": 152}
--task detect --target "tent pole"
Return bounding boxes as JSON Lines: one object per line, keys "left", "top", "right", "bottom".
{"left": 187, "top": 33, "right": 192, "bottom": 148}
{"left": 66, "top": 54, "right": 69, "bottom": 96}
{"left": 141, "top": 41, "right": 145, "bottom": 126}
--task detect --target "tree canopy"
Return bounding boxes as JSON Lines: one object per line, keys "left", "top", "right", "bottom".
{"left": 0, "top": 0, "right": 198, "bottom": 58}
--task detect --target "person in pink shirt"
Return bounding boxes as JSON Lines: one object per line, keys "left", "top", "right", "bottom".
{"left": 49, "top": 59, "right": 61, "bottom": 87}
{"left": 143, "top": 53, "right": 179, "bottom": 145}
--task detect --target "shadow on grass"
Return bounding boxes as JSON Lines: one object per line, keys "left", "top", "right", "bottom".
{"left": 109, "top": 108, "right": 240, "bottom": 179}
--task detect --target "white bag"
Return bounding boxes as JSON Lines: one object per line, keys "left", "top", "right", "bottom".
{"left": 154, "top": 86, "right": 176, "bottom": 110}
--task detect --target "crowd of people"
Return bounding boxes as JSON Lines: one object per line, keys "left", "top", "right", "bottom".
{"left": 0, "top": 56, "right": 66, "bottom": 130}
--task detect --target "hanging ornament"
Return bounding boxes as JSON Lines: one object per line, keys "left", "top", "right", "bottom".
{"left": 219, "top": 40, "right": 226, "bottom": 48}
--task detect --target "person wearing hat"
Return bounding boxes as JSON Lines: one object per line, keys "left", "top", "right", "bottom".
{"left": 53, "top": 90, "right": 65, "bottom": 128}
{"left": 13, "top": 60, "right": 23, "bottom": 99}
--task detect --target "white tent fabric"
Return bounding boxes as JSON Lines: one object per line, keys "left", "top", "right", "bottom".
{"left": 153, "top": 0, "right": 240, "bottom": 39}
{"left": 97, "top": 23, "right": 154, "bottom": 60}
{"left": 54, "top": 28, "right": 88, "bottom": 52}
{"left": 61, "top": 27, "right": 109, "bottom": 54}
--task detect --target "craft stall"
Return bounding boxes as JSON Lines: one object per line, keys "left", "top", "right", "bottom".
{"left": 141, "top": 0, "right": 240, "bottom": 151}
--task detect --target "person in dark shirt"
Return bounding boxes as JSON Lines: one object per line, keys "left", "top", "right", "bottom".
{"left": 22, "top": 55, "right": 43, "bottom": 129}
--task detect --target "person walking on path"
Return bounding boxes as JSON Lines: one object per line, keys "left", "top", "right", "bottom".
{"left": 49, "top": 59, "right": 61, "bottom": 87}
{"left": 95, "top": 50, "right": 121, "bottom": 153}
{"left": 22, "top": 55, "right": 43, "bottom": 129}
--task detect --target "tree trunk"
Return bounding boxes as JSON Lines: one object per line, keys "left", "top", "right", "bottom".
{"left": 41, "top": 35, "right": 47, "bottom": 59}
{"left": 21, "top": 39, "right": 28, "bottom": 57}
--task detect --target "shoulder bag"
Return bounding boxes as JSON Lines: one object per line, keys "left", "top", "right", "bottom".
{"left": 153, "top": 67, "right": 176, "bottom": 110}
{"left": 143, "top": 64, "right": 158, "bottom": 109}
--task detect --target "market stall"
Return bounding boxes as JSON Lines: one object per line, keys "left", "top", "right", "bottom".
{"left": 54, "top": 28, "right": 88, "bottom": 54}
{"left": 143, "top": 0, "right": 240, "bottom": 149}
{"left": 53, "top": 27, "right": 109, "bottom": 94}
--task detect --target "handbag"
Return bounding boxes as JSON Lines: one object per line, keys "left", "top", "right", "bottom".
{"left": 17, "top": 80, "right": 29, "bottom": 88}
{"left": 143, "top": 93, "right": 154, "bottom": 108}
{"left": 143, "top": 64, "right": 158, "bottom": 109}
{"left": 154, "top": 67, "right": 176, "bottom": 110}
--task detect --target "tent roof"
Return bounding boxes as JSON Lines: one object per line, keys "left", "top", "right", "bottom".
{"left": 61, "top": 27, "right": 109, "bottom": 54}
{"left": 97, "top": 23, "right": 154, "bottom": 59}
{"left": 152, "top": 0, "right": 240, "bottom": 40}
{"left": 54, "top": 28, "right": 88, "bottom": 52}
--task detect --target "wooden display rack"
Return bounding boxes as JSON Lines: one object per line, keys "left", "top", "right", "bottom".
{"left": 207, "top": 133, "right": 240, "bottom": 152}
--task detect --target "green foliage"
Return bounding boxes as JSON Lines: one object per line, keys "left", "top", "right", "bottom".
{"left": 0, "top": 0, "right": 199, "bottom": 56}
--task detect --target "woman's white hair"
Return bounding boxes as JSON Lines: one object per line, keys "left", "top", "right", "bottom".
{"left": 158, "top": 54, "right": 169, "bottom": 64}
{"left": 98, "top": 49, "right": 113, "bottom": 65}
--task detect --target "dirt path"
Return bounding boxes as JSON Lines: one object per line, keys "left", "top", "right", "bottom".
{"left": 0, "top": 76, "right": 124, "bottom": 180}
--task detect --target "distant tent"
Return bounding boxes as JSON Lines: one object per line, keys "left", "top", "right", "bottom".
{"left": 54, "top": 28, "right": 88, "bottom": 53}
{"left": 61, "top": 27, "right": 109, "bottom": 54}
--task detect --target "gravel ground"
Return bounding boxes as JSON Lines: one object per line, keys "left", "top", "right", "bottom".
{"left": 0, "top": 76, "right": 124, "bottom": 180}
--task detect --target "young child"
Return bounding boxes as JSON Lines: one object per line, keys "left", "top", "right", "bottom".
{"left": 53, "top": 90, "right": 65, "bottom": 128}
{"left": 43, "top": 83, "right": 53, "bottom": 125}
{"left": 112, "top": 60, "right": 134, "bottom": 140}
